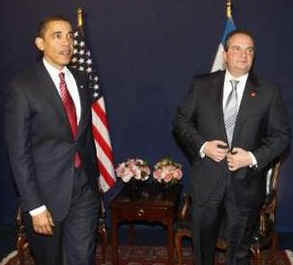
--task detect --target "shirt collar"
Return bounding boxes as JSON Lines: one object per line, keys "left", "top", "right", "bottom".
{"left": 43, "top": 58, "right": 70, "bottom": 77}
{"left": 225, "top": 70, "right": 249, "bottom": 84}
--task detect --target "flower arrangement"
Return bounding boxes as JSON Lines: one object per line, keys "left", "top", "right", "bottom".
{"left": 115, "top": 158, "right": 151, "bottom": 183}
{"left": 153, "top": 157, "right": 183, "bottom": 185}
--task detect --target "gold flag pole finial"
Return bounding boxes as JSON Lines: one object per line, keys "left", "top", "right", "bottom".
{"left": 226, "top": 0, "right": 232, "bottom": 18}
{"left": 77, "top": 8, "right": 83, "bottom": 27}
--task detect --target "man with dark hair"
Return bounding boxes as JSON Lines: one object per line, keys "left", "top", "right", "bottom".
{"left": 173, "top": 30, "right": 290, "bottom": 265}
{"left": 5, "top": 16, "right": 100, "bottom": 265}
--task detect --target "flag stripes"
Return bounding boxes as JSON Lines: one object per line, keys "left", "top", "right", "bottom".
{"left": 92, "top": 112, "right": 114, "bottom": 163}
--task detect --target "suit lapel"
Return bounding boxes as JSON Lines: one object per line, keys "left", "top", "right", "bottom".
{"left": 70, "top": 68, "right": 90, "bottom": 139}
{"left": 36, "top": 63, "right": 74, "bottom": 138}
{"left": 232, "top": 72, "right": 259, "bottom": 146}
{"left": 213, "top": 71, "right": 228, "bottom": 141}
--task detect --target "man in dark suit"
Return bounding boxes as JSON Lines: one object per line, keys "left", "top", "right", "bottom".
{"left": 173, "top": 30, "right": 290, "bottom": 265}
{"left": 5, "top": 16, "right": 100, "bottom": 265}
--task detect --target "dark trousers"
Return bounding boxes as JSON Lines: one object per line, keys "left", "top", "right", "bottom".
{"left": 191, "top": 177, "right": 259, "bottom": 265}
{"left": 23, "top": 168, "right": 100, "bottom": 265}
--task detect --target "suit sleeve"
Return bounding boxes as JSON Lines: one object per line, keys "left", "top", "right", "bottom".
{"left": 253, "top": 86, "right": 290, "bottom": 169}
{"left": 5, "top": 81, "right": 43, "bottom": 212}
{"left": 172, "top": 78, "right": 206, "bottom": 162}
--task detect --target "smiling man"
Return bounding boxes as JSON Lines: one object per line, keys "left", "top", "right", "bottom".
{"left": 5, "top": 16, "right": 100, "bottom": 265}
{"left": 173, "top": 30, "right": 290, "bottom": 265}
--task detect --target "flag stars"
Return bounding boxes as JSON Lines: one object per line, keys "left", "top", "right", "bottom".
{"left": 80, "top": 41, "right": 85, "bottom": 47}
{"left": 79, "top": 58, "right": 85, "bottom": 64}
{"left": 80, "top": 49, "right": 85, "bottom": 55}
{"left": 87, "top": 59, "right": 92, "bottom": 65}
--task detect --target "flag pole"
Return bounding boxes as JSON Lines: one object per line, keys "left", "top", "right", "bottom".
{"left": 76, "top": 8, "right": 85, "bottom": 36}
{"left": 74, "top": 6, "right": 107, "bottom": 217}
{"left": 226, "top": 0, "right": 232, "bottom": 19}
{"left": 77, "top": 8, "right": 83, "bottom": 27}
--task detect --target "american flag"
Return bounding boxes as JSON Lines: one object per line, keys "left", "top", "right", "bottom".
{"left": 70, "top": 26, "right": 116, "bottom": 193}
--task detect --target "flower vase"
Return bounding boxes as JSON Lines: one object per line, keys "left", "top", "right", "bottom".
{"left": 152, "top": 181, "right": 163, "bottom": 196}
{"left": 127, "top": 179, "right": 143, "bottom": 201}
{"left": 161, "top": 182, "right": 180, "bottom": 198}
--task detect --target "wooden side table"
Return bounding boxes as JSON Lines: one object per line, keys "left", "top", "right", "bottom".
{"left": 111, "top": 184, "right": 181, "bottom": 265}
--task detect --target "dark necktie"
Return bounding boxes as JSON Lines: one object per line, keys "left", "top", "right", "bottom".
{"left": 59, "top": 72, "right": 81, "bottom": 168}
{"left": 224, "top": 79, "right": 239, "bottom": 147}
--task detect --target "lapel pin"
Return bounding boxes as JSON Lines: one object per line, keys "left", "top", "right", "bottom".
{"left": 250, "top": 90, "right": 256, "bottom": 97}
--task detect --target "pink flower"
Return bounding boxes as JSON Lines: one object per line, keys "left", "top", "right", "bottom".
{"left": 153, "top": 169, "right": 163, "bottom": 182}
{"left": 152, "top": 157, "right": 183, "bottom": 185}
{"left": 115, "top": 158, "right": 150, "bottom": 183}
{"left": 173, "top": 168, "right": 183, "bottom": 180}
{"left": 115, "top": 163, "right": 133, "bottom": 182}
{"left": 162, "top": 172, "right": 173, "bottom": 183}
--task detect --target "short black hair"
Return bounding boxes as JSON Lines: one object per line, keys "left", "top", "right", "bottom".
{"left": 224, "top": 30, "right": 255, "bottom": 51}
{"left": 36, "top": 15, "right": 72, "bottom": 38}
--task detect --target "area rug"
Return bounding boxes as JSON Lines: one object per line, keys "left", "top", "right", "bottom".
{"left": 2, "top": 245, "right": 292, "bottom": 265}
{"left": 96, "top": 246, "right": 292, "bottom": 265}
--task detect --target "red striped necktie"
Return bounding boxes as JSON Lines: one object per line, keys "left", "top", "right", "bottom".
{"left": 59, "top": 72, "right": 81, "bottom": 168}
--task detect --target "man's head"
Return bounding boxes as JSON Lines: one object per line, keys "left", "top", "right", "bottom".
{"left": 223, "top": 30, "right": 255, "bottom": 77}
{"left": 35, "top": 16, "right": 74, "bottom": 70}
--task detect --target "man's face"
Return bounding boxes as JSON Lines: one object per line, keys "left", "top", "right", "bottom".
{"left": 35, "top": 20, "right": 73, "bottom": 70}
{"left": 223, "top": 33, "right": 255, "bottom": 77}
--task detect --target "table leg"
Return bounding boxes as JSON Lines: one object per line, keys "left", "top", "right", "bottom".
{"left": 128, "top": 224, "right": 136, "bottom": 245}
{"left": 111, "top": 220, "right": 119, "bottom": 265}
{"left": 167, "top": 220, "right": 174, "bottom": 265}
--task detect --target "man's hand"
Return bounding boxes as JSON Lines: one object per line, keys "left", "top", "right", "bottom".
{"left": 32, "top": 209, "right": 55, "bottom": 235}
{"left": 203, "top": 140, "right": 229, "bottom": 162}
{"left": 226, "top": 147, "right": 252, "bottom": 171}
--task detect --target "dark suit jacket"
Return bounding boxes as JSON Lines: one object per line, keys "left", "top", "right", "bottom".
{"left": 173, "top": 71, "right": 290, "bottom": 208}
{"left": 5, "top": 61, "right": 100, "bottom": 221}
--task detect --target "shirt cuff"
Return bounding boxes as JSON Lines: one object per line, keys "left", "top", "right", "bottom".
{"left": 199, "top": 142, "right": 208, "bottom": 158}
{"left": 248, "top": 152, "right": 258, "bottom": 168}
{"left": 29, "top": 205, "right": 47, "bottom": 216}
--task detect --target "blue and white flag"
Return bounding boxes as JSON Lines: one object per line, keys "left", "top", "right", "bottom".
{"left": 211, "top": 17, "right": 236, "bottom": 72}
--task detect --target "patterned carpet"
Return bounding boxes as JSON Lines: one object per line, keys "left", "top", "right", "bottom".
{"left": 2, "top": 244, "right": 292, "bottom": 265}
